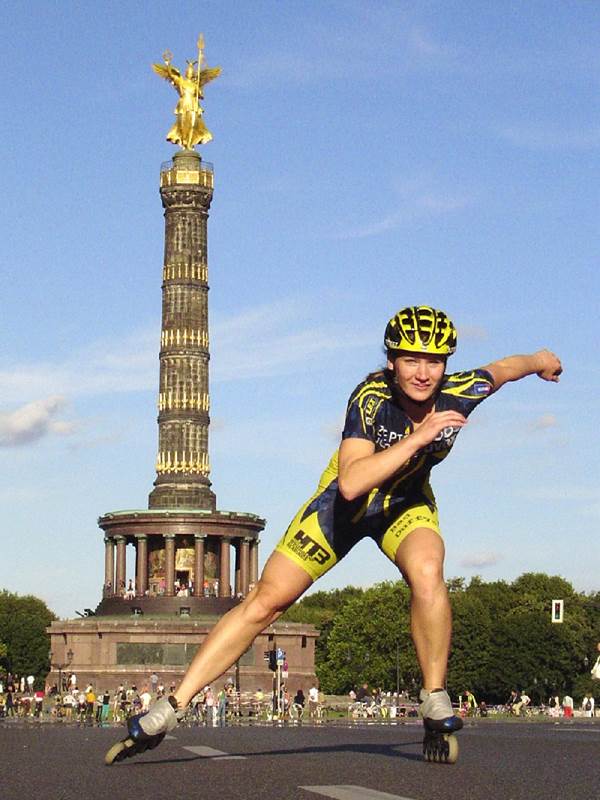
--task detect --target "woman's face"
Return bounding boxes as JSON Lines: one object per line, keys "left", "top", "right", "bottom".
{"left": 388, "top": 351, "right": 446, "bottom": 403}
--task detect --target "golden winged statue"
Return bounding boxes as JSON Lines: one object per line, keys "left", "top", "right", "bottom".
{"left": 152, "top": 37, "right": 221, "bottom": 150}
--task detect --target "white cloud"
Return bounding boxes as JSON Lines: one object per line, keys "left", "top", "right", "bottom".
{"left": 0, "top": 299, "right": 377, "bottom": 404}
{"left": 408, "top": 27, "right": 446, "bottom": 57}
{"left": 0, "top": 396, "right": 76, "bottom": 447}
{"left": 0, "top": 329, "right": 158, "bottom": 403}
{"left": 531, "top": 413, "right": 558, "bottom": 431}
{"left": 517, "top": 486, "right": 600, "bottom": 521}
{"left": 500, "top": 124, "right": 600, "bottom": 151}
{"left": 321, "top": 418, "right": 345, "bottom": 444}
{"left": 459, "top": 551, "right": 502, "bottom": 569}
{"left": 205, "top": 299, "right": 375, "bottom": 382}
{"left": 457, "top": 325, "right": 488, "bottom": 342}
{"left": 221, "top": 13, "right": 453, "bottom": 90}
{"left": 334, "top": 175, "right": 476, "bottom": 240}
{"left": 582, "top": 502, "right": 600, "bottom": 520}
{"left": 527, "top": 485, "right": 599, "bottom": 503}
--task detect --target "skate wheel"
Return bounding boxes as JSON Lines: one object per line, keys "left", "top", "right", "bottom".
{"left": 443, "top": 734, "right": 459, "bottom": 764}
{"left": 423, "top": 733, "right": 459, "bottom": 764}
{"left": 104, "top": 737, "right": 135, "bottom": 765}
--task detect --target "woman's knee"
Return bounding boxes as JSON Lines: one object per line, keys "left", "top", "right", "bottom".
{"left": 240, "top": 579, "right": 291, "bottom": 627}
{"left": 404, "top": 557, "right": 445, "bottom": 600}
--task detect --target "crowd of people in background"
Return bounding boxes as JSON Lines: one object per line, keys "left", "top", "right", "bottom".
{"left": 0, "top": 670, "right": 314, "bottom": 724}
{"left": 0, "top": 670, "right": 597, "bottom": 723}
{"left": 345, "top": 683, "right": 598, "bottom": 721}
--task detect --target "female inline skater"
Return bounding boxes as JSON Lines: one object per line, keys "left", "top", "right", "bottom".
{"left": 106, "top": 305, "right": 561, "bottom": 764}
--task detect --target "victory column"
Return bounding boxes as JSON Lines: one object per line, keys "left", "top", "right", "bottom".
{"left": 46, "top": 37, "right": 318, "bottom": 695}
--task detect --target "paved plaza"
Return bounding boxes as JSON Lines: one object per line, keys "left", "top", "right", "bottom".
{"left": 1, "top": 718, "right": 598, "bottom": 800}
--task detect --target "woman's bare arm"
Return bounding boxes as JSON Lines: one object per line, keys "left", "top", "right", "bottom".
{"left": 338, "top": 409, "right": 467, "bottom": 501}
{"left": 483, "top": 349, "right": 562, "bottom": 392}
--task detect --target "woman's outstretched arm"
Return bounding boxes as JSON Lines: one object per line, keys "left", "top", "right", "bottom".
{"left": 483, "top": 348, "right": 562, "bottom": 392}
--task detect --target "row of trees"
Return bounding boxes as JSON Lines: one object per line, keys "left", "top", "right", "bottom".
{"left": 282, "top": 573, "right": 600, "bottom": 703}
{"left": 2, "top": 574, "right": 599, "bottom": 704}
{"left": 0, "top": 590, "right": 56, "bottom": 686}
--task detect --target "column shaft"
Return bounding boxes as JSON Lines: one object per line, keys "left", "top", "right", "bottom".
{"left": 234, "top": 541, "right": 241, "bottom": 596}
{"left": 250, "top": 539, "right": 259, "bottom": 584}
{"left": 136, "top": 535, "right": 148, "bottom": 596}
{"left": 194, "top": 535, "right": 206, "bottom": 597}
{"left": 164, "top": 535, "right": 176, "bottom": 597}
{"left": 240, "top": 538, "right": 250, "bottom": 596}
{"left": 104, "top": 537, "right": 115, "bottom": 595}
{"left": 219, "top": 537, "right": 231, "bottom": 598}
{"left": 115, "top": 536, "right": 127, "bottom": 594}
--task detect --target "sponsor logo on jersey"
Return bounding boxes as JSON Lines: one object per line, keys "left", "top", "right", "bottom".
{"left": 364, "top": 397, "right": 378, "bottom": 419}
{"left": 376, "top": 424, "right": 458, "bottom": 453}
{"left": 376, "top": 425, "right": 406, "bottom": 449}
{"left": 287, "top": 530, "right": 331, "bottom": 565}
{"left": 422, "top": 426, "right": 459, "bottom": 453}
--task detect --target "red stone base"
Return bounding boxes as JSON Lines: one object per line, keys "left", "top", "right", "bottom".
{"left": 47, "top": 616, "right": 318, "bottom": 695}
{"left": 95, "top": 595, "right": 239, "bottom": 616}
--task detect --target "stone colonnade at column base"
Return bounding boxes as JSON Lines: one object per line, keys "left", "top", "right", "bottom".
{"left": 46, "top": 617, "right": 319, "bottom": 695}
{"left": 96, "top": 508, "right": 264, "bottom": 616}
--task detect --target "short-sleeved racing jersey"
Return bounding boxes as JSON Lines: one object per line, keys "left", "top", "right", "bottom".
{"left": 275, "top": 367, "right": 495, "bottom": 578}
{"left": 313, "top": 368, "right": 495, "bottom": 530}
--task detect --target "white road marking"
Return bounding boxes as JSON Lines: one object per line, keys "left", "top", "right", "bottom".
{"left": 183, "top": 745, "right": 246, "bottom": 760}
{"left": 552, "top": 727, "right": 599, "bottom": 733}
{"left": 301, "top": 786, "right": 416, "bottom": 800}
{"left": 165, "top": 735, "right": 177, "bottom": 740}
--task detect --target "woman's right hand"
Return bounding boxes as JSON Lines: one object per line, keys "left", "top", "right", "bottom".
{"left": 411, "top": 410, "right": 467, "bottom": 448}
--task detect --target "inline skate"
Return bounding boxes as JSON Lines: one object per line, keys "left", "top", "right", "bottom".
{"left": 420, "top": 688, "right": 462, "bottom": 764}
{"left": 105, "top": 696, "right": 182, "bottom": 765}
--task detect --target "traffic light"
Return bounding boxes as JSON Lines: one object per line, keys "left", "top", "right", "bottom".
{"left": 268, "top": 649, "right": 277, "bottom": 671}
{"left": 551, "top": 599, "right": 564, "bottom": 624}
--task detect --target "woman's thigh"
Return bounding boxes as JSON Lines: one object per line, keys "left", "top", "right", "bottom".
{"left": 377, "top": 489, "right": 442, "bottom": 572}
{"left": 255, "top": 550, "right": 315, "bottom": 611}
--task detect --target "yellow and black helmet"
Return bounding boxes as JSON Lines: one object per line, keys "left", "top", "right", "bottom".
{"left": 384, "top": 306, "right": 457, "bottom": 356}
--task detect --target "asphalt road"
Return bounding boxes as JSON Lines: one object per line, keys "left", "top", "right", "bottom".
{"left": 2, "top": 719, "right": 598, "bottom": 800}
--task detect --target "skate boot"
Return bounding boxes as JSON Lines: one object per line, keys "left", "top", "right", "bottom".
{"left": 105, "top": 695, "right": 182, "bottom": 765}
{"left": 420, "top": 688, "right": 462, "bottom": 764}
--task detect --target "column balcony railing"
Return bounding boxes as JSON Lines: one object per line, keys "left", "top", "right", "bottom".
{"left": 160, "top": 159, "right": 214, "bottom": 189}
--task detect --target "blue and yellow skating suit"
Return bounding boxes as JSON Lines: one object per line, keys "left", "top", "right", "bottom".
{"left": 276, "top": 368, "right": 494, "bottom": 579}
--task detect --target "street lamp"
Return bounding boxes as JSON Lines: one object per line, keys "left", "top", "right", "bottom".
{"left": 51, "top": 648, "right": 74, "bottom": 694}
{"left": 50, "top": 652, "right": 66, "bottom": 695}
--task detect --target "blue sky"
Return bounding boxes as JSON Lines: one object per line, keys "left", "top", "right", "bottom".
{"left": 1, "top": 1, "right": 598, "bottom": 619}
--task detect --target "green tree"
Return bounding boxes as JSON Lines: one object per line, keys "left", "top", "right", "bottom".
{"left": 0, "top": 590, "right": 56, "bottom": 687}
{"left": 282, "top": 586, "right": 364, "bottom": 667}
{"left": 316, "top": 581, "right": 417, "bottom": 694}
{"left": 582, "top": 591, "right": 600, "bottom": 651}
{"left": 282, "top": 586, "right": 365, "bottom": 627}
{"left": 283, "top": 573, "right": 598, "bottom": 704}
{"left": 447, "top": 587, "right": 494, "bottom": 700}
{"left": 485, "top": 574, "right": 590, "bottom": 703}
